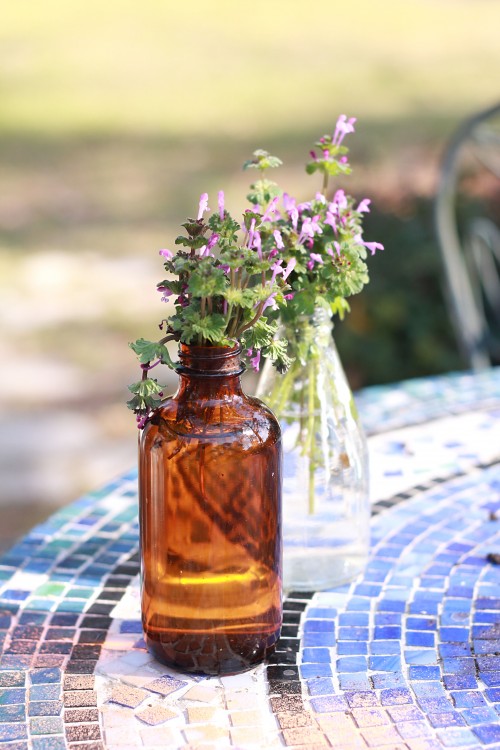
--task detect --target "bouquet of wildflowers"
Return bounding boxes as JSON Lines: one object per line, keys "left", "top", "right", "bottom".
{"left": 128, "top": 115, "right": 382, "bottom": 429}
{"left": 244, "top": 114, "right": 383, "bottom": 330}
{"left": 127, "top": 191, "right": 295, "bottom": 425}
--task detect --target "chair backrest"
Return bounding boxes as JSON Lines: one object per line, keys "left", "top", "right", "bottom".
{"left": 434, "top": 102, "right": 500, "bottom": 370}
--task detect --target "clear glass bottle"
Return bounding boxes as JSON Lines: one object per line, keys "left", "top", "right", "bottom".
{"left": 257, "top": 307, "right": 369, "bottom": 591}
{"left": 139, "top": 343, "right": 282, "bottom": 675}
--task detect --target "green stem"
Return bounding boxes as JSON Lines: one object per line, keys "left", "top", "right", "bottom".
{"left": 307, "top": 357, "right": 317, "bottom": 515}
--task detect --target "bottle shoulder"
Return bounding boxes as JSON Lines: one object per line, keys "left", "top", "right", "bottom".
{"left": 141, "top": 392, "right": 281, "bottom": 447}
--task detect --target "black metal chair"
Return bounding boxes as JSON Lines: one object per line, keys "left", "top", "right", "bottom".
{"left": 435, "top": 102, "right": 500, "bottom": 370}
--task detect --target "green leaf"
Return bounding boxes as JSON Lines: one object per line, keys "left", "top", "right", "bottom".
{"left": 187, "top": 267, "right": 227, "bottom": 298}
{"left": 129, "top": 338, "right": 175, "bottom": 368}
{"left": 126, "top": 377, "right": 165, "bottom": 412}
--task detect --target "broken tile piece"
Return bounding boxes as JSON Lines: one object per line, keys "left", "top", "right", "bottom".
{"left": 144, "top": 674, "right": 187, "bottom": 697}
{"left": 108, "top": 683, "right": 148, "bottom": 708}
{"left": 183, "top": 684, "right": 220, "bottom": 703}
{"left": 135, "top": 704, "right": 176, "bottom": 725}
{"left": 187, "top": 705, "right": 217, "bottom": 723}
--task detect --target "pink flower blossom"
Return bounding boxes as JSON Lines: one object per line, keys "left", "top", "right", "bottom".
{"left": 325, "top": 211, "right": 338, "bottom": 233}
{"left": 309, "top": 253, "right": 324, "bottom": 265}
{"left": 270, "top": 260, "right": 283, "bottom": 284}
{"left": 218, "top": 190, "right": 225, "bottom": 220}
{"left": 354, "top": 234, "right": 384, "bottom": 255}
{"left": 356, "top": 198, "right": 371, "bottom": 213}
{"left": 363, "top": 241, "right": 384, "bottom": 255}
{"left": 299, "top": 215, "right": 323, "bottom": 244}
{"left": 250, "top": 349, "right": 261, "bottom": 372}
{"left": 273, "top": 229, "right": 284, "bottom": 249}
{"left": 159, "top": 248, "right": 173, "bottom": 259}
{"left": 284, "top": 292, "right": 295, "bottom": 301}
{"left": 283, "top": 193, "right": 299, "bottom": 230}
{"left": 327, "top": 241, "right": 341, "bottom": 258}
{"left": 262, "top": 196, "right": 280, "bottom": 222}
{"left": 261, "top": 292, "right": 277, "bottom": 312}
{"left": 197, "top": 192, "right": 210, "bottom": 220}
{"left": 282, "top": 257, "right": 296, "bottom": 280}
{"left": 332, "top": 114, "right": 357, "bottom": 146}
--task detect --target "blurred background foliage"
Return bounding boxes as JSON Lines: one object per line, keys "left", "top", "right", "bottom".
{"left": 1, "top": 0, "right": 500, "bottom": 544}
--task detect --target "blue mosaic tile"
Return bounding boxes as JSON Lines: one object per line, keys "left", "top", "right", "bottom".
{"left": 440, "top": 627, "right": 469, "bottom": 643}
{"left": 0, "top": 704, "right": 26, "bottom": 723}
{"left": 0, "top": 723, "right": 28, "bottom": 742}
{"left": 302, "top": 632, "right": 336, "bottom": 647}
{"left": 0, "top": 673, "right": 25, "bottom": 688}
{"left": 337, "top": 626, "right": 369, "bottom": 641}
{"left": 301, "top": 647, "right": 331, "bottom": 663}
{"left": 443, "top": 674, "right": 478, "bottom": 690}
{"left": 371, "top": 672, "right": 407, "bottom": 689}
{"left": 472, "top": 724, "right": 500, "bottom": 745}
{"left": 0, "top": 689, "right": 26, "bottom": 705}
{"left": 436, "top": 727, "right": 480, "bottom": 746}
{"left": 119, "top": 620, "right": 143, "bottom": 634}
{"left": 307, "top": 677, "right": 335, "bottom": 696}
{"left": 29, "top": 717, "right": 64, "bottom": 736}
{"left": 405, "top": 650, "right": 439, "bottom": 665}
{"left": 406, "top": 631, "right": 435, "bottom": 648}
{"left": 306, "top": 608, "right": 337, "bottom": 619}
{"left": 406, "top": 617, "right": 437, "bottom": 631}
{"left": 451, "top": 691, "right": 487, "bottom": 708}
{"left": 338, "top": 673, "right": 371, "bottom": 690}
{"left": 299, "top": 663, "right": 333, "bottom": 678}
{"left": 379, "top": 687, "right": 413, "bottom": 705}
{"left": 336, "top": 641, "right": 367, "bottom": 655}
{"left": 336, "top": 656, "right": 367, "bottom": 673}
{"left": 303, "top": 620, "right": 334, "bottom": 633}
{"left": 461, "top": 707, "right": 499, "bottom": 725}
{"left": 373, "top": 626, "right": 401, "bottom": 640}
{"left": 338, "top": 613, "right": 369, "bottom": 627}
{"left": 309, "top": 695, "right": 347, "bottom": 713}
{"left": 369, "top": 640, "right": 401, "bottom": 655}
{"left": 369, "top": 656, "right": 402, "bottom": 672}
{"left": 29, "top": 669, "right": 61, "bottom": 685}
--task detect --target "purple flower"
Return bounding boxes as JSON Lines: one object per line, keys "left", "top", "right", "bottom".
{"left": 251, "top": 230, "right": 262, "bottom": 259}
{"left": 197, "top": 192, "right": 210, "bottom": 220}
{"left": 250, "top": 349, "right": 261, "bottom": 372}
{"left": 331, "top": 189, "right": 348, "bottom": 211}
{"left": 284, "top": 292, "right": 295, "bottom": 301}
{"left": 159, "top": 248, "right": 173, "bottom": 259}
{"left": 299, "top": 215, "right": 323, "bottom": 244}
{"left": 261, "top": 292, "right": 277, "bottom": 312}
{"left": 356, "top": 198, "right": 371, "bottom": 213}
{"left": 207, "top": 233, "right": 219, "bottom": 250}
{"left": 270, "top": 260, "right": 283, "bottom": 284}
{"left": 273, "top": 229, "right": 284, "bottom": 249}
{"left": 309, "top": 150, "right": 317, "bottom": 160}
{"left": 309, "top": 252, "right": 324, "bottom": 267}
{"left": 283, "top": 193, "right": 299, "bottom": 230}
{"left": 282, "top": 257, "right": 296, "bottom": 280}
{"left": 218, "top": 190, "right": 225, "bottom": 220}
{"left": 158, "top": 285, "right": 175, "bottom": 302}
{"left": 354, "top": 233, "right": 384, "bottom": 255}
{"left": 315, "top": 192, "right": 327, "bottom": 204}
{"left": 268, "top": 247, "right": 279, "bottom": 259}
{"left": 324, "top": 211, "right": 338, "bottom": 233}
{"left": 327, "top": 241, "right": 341, "bottom": 258}
{"left": 262, "top": 196, "right": 280, "bottom": 222}
{"left": 332, "top": 114, "right": 356, "bottom": 146}
{"left": 363, "top": 241, "right": 384, "bottom": 255}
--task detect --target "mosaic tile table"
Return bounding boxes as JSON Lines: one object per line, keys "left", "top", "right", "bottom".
{"left": 1, "top": 368, "right": 500, "bottom": 750}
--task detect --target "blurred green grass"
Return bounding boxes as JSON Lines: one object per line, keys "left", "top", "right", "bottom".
{"left": 1, "top": 0, "right": 499, "bottom": 136}
{"left": 1, "top": 0, "right": 500, "bottom": 389}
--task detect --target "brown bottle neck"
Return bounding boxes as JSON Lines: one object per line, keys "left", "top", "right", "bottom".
{"left": 176, "top": 343, "right": 245, "bottom": 398}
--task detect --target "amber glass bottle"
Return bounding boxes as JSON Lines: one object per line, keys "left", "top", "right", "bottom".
{"left": 139, "top": 343, "right": 282, "bottom": 675}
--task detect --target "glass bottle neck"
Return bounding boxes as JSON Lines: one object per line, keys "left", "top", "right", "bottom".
{"left": 283, "top": 306, "right": 333, "bottom": 351}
